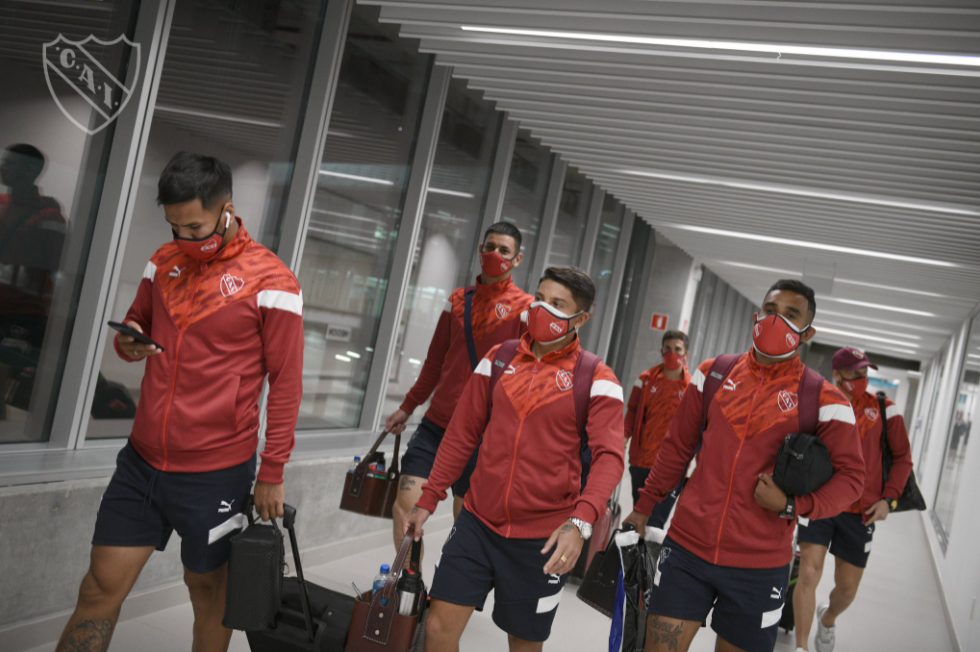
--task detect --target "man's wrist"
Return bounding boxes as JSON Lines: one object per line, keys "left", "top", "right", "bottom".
{"left": 778, "top": 495, "right": 795, "bottom": 519}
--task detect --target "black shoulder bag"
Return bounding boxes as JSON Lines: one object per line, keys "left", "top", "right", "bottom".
{"left": 878, "top": 392, "right": 926, "bottom": 512}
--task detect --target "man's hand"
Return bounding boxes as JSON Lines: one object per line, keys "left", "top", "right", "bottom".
{"left": 386, "top": 409, "right": 411, "bottom": 435}
{"left": 865, "top": 499, "right": 890, "bottom": 524}
{"left": 754, "top": 473, "right": 788, "bottom": 512}
{"left": 622, "top": 509, "right": 650, "bottom": 536}
{"left": 403, "top": 505, "right": 431, "bottom": 541}
{"left": 254, "top": 480, "right": 285, "bottom": 521}
{"left": 541, "top": 521, "right": 586, "bottom": 575}
{"left": 117, "top": 321, "right": 161, "bottom": 360}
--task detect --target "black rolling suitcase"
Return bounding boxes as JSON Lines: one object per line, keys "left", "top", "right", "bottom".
{"left": 228, "top": 501, "right": 355, "bottom": 651}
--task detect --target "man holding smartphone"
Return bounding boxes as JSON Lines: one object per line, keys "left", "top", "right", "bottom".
{"left": 57, "top": 152, "right": 304, "bottom": 652}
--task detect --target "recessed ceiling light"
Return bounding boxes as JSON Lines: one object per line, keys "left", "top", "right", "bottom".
{"left": 319, "top": 170, "right": 394, "bottom": 186}
{"left": 460, "top": 26, "right": 980, "bottom": 69}
{"left": 815, "top": 326, "right": 921, "bottom": 348}
{"left": 821, "top": 297, "right": 937, "bottom": 317}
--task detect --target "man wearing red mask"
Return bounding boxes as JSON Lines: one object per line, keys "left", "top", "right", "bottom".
{"left": 624, "top": 330, "right": 692, "bottom": 528}
{"left": 623, "top": 279, "right": 864, "bottom": 652}
{"left": 404, "top": 266, "right": 625, "bottom": 650}
{"left": 57, "top": 152, "right": 304, "bottom": 652}
{"left": 793, "top": 347, "right": 913, "bottom": 652}
{"left": 386, "top": 222, "right": 534, "bottom": 551}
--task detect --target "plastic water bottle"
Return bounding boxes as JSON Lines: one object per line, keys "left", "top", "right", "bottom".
{"left": 373, "top": 564, "right": 391, "bottom": 605}
{"left": 348, "top": 456, "right": 361, "bottom": 473}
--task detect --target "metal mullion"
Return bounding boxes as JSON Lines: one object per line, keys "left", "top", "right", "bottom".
{"left": 358, "top": 64, "right": 452, "bottom": 432}
{"left": 578, "top": 187, "right": 605, "bottom": 274}
{"left": 274, "top": 0, "right": 355, "bottom": 272}
{"left": 47, "top": 0, "right": 175, "bottom": 450}
{"left": 526, "top": 154, "right": 567, "bottom": 291}
{"left": 479, "top": 115, "right": 519, "bottom": 236}
{"left": 596, "top": 206, "right": 634, "bottom": 360}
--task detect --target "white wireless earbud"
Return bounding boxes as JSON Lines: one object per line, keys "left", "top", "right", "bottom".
{"left": 224, "top": 211, "right": 231, "bottom": 227}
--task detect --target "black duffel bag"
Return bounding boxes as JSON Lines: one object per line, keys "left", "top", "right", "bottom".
{"left": 223, "top": 496, "right": 285, "bottom": 631}
{"left": 773, "top": 432, "right": 834, "bottom": 497}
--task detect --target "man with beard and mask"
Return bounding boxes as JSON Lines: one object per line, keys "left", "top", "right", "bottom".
{"left": 404, "top": 266, "right": 624, "bottom": 651}
{"left": 792, "top": 347, "right": 912, "bottom": 652}
{"left": 57, "top": 152, "right": 304, "bottom": 652}
{"left": 624, "top": 330, "right": 693, "bottom": 528}
{"left": 622, "top": 279, "right": 865, "bottom": 652}
{"left": 386, "top": 222, "right": 533, "bottom": 552}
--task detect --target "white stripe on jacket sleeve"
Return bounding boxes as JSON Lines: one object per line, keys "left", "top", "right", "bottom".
{"left": 691, "top": 368, "right": 706, "bottom": 393}
{"left": 475, "top": 357, "right": 493, "bottom": 377}
{"left": 142, "top": 261, "right": 157, "bottom": 281}
{"left": 591, "top": 379, "right": 624, "bottom": 402}
{"left": 256, "top": 289, "right": 303, "bottom": 316}
{"left": 818, "top": 403, "right": 856, "bottom": 425}
{"left": 886, "top": 404, "right": 902, "bottom": 420}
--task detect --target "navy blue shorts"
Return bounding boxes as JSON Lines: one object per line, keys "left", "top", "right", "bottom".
{"left": 93, "top": 442, "right": 256, "bottom": 574}
{"left": 649, "top": 537, "right": 790, "bottom": 652}
{"left": 400, "top": 416, "right": 477, "bottom": 496}
{"left": 629, "top": 465, "right": 685, "bottom": 529}
{"left": 798, "top": 512, "right": 875, "bottom": 569}
{"left": 430, "top": 509, "right": 569, "bottom": 642}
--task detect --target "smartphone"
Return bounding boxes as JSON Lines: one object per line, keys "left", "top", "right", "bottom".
{"left": 107, "top": 321, "right": 165, "bottom": 352}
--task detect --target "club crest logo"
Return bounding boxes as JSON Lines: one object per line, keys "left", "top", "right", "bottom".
{"left": 556, "top": 369, "right": 574, "bottom": 392}
{"left": 865, "top": 407, "right": 879, "bottom": 421}
{"left": 852, "top": 348, "right": 865, "bottom": 359}
{"left": 219, "top": 273, "right": 245, "bottom": 297}
{"left": 201, "top": 241, "right": 219, "bottom": 252}
{"left": 785, "top": 333, "right": 798, "bottom": 348}
{"left": 550, "top": 321, "right": 565, "bottom": 335}
{"left": 777, "top": 390, "right": 799, "bottom": 413}
{"left": 43, "top": 34, "right": 141, "bottom": 135}
{"left": 659, "top": 547, "right": 671, "bottom": 566}
{"left": 495, "top": 303, "right": 511, "bottom": 320}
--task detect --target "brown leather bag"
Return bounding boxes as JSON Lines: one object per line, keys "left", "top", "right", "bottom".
{"left": 340, "top": 430, "right": 401, "bottom": 518}
{"left": 346, "top": 530, "right": 426, "bottom": 652}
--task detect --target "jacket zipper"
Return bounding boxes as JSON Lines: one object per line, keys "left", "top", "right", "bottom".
{"left": 158, "top": 264, "right": 208, "bottom": 469}
{"left": 713, "top": 367, "right": 765, "bottom": 564}
{"left": 502, "top": 359, "right": 540, "bottom": 537}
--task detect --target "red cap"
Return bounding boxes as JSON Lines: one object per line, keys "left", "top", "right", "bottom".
{"left": 832, "top": 346, "right": 879, "bottom": 372}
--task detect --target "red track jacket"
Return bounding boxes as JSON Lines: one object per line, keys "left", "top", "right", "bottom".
{"left": 846, "top": 390, "right": 913, "bottom": 518}
{"left": 417, "top": 334, "right": 626, "bottom": 538}
{"left": 115, "top": 220, "right": 303, "bottom": 483}
{"left": 635, "top": 351, "right": 865, "bottom": 568}
{"left": 624, "top": 364, "right": 693, "bottom": 469}
{"left": 400, "top": 275, "right": 533, "bottom": 428}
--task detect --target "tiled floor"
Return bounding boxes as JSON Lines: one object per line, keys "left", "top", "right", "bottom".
{"left": 28, "top": 480, "right": 955, "bottom": 651}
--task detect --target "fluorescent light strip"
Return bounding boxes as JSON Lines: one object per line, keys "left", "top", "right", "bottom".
{"left": 969, "top": 354, "right": 980, "bottom": 359}
{"left": 820, "top": 297, "right": 937, "bottom": 317}
{"left": 622, "top": 169, "right": 978, "bottom": 218}
{"left": 713, "top": 261, "right": 954, "bottom": 299}
{"left": 428, "top": 187, "right": 477, "bottom": 198}
{"left": 816, "top": 309, "right": 946, "bottom": 334}
{"left": 815, "top": 321, "right": 921, "bottom": 341}
{"left": 815, "top": 326, "right": 921, "bottom": 348}
{"left": 670, "top": 224, "right": 957, "bottom": 268}
{"left": 319, "top": 170, "right": 394, "bottom": 186}
{"left": 460, "top": 26, "right": 980, "bottom": 68}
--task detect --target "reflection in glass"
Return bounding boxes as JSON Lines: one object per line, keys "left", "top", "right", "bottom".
{"left": 0, "top": 1, "right": 138, "bottom": 443}
{"left": 91, "top": 0, "right": 328, "bottom": 438}
{"left": 296, "top": 4, "right": 431, "bottom": 429}
{"left": 548, "top": 167, "right": 593, "bottom": 268}
{"left": 582, "top": 194, "right": 624, "bottom": 352}
{"left": 498, "top": 129, "right": 553, "bottom": 291}
{"left": 933, "top": 317, "right": 980, "bottom": 543}
{"left": 383, "top": 79, "right": 503, "bottom": 424}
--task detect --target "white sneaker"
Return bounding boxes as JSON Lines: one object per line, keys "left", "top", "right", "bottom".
{"left": 814, "top": 602, "right": 836, "bottom": 652}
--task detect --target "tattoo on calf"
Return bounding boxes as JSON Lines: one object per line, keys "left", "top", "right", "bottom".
{"left": 59, "top": 618, "right": 114, "bottom": 652}
{"left": 646, "top": 616, "right": 683, "bottom": 652}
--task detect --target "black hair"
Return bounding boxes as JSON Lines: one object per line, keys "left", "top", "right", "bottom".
{"left": 484, "top": 221, "right": 522, "bottom": 251}
{"left": 157, "top": 151, "right": 232, "bottom": 209}
{"left": 765, "top": 279, "right": 817, "bottom": 320}
{"left": 662, "top": 330, "right": 689, "bottom": 350}
{"left": 541, "top": 266, "right": 596, "bottom": 313}
{"left": 4, "top": 144, "right": 45, "bottom": 180}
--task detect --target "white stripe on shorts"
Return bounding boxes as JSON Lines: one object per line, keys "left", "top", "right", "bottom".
{"left": 208, "top": 513, "right": 245, "bottom": 545}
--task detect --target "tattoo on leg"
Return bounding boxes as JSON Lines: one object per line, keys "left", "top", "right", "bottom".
{"left": 646, "top": 616, "right": 683, "bottom": 652}
{"left": 59, "top": 618, "right": 114, "bottom": 652}
{"left": 400, "top": 476, "right": 417, "bottom": 491}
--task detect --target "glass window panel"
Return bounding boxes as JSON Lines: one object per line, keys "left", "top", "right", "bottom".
{"left": 547, "top": 167, "right": 592, "bottom": 268}
{"left": 933, "top": 317, "right": 980, "bottom": 543}
{"left": 0, "top": 1, "right": 139, "bottom": 444}
{"left": 382, "top": 80, "right": 504, "bottom": 424}
{"left": 295, "top": 4, "right": 431, "bottom": 429}
{"left": 608, "top": 220, "right": 650, "bottom": 380}
{"left": 582, "top": 194, "right": 623, "bottom": 353}
{"left": 90, "top": 0, "right": 328, "bottom": 438}
{"left": 498, "top": 129, "right": 552, "bottom": 291}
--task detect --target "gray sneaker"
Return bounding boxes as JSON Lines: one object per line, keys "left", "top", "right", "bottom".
{"left": 814, "top": 602, "right": 836, "bottom": 652}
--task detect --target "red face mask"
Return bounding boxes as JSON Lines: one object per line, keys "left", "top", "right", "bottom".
{"left": 528, "top": 301, "right": 582, "bottom": 345}
{"left": 174, "top": 210, "right": 231, "bottom": 262}
{"left": 663, "top": 351, "right": 685, "bottom": 371}
{"left": 752, "top": 313, "right": 809, "bottom": 359}
{"left": 480, "top": 249, "right": 514, "bottom": 278}
{"left": 841, "top": 376, "right": 869, "bottom": 397}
